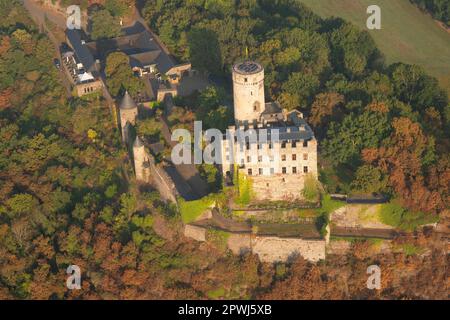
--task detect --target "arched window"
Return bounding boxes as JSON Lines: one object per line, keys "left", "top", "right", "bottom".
{"left": 253, "top": 101, "right": 260, "bottom": 112}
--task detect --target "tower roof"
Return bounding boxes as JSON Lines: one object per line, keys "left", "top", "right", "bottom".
{"left": 134, "top": 136, "right": 144, "bottom": 148}
{"left": 119, "top": 91, "right": 138, "bottom": 110}
{"left": 233, "top": 61, "right": 263, "bottom": 75}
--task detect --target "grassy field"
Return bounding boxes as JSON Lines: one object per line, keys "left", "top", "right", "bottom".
{"left": 178, "top": 195, "right": 215, "bottom": 223}
{"left": 299, "top": 0, "right": 450, "bottom": 95}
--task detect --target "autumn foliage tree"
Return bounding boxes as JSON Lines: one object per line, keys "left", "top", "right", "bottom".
{"left": 362, "top": 117, "right": 445, "bottom": 213}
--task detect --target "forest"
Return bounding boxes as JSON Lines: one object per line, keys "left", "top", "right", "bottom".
{"left": 0, "top": 0, "right": 448, "bottom": 299}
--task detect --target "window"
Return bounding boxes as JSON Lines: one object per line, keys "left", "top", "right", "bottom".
{"left": 270, "top": 155, "right": 274, "bottom": 162}
{"left": 281, "top": 142, "right": 286, "bottom": 149}
{"left": 270, "top": 168, "right": 275, "bottom": 174}
{"left": 303, "top": 166, "right": 308, "bottom": 173}
{"left": 292, "top": 154, "right": 297, "bottom": 161}
{"left": 247, "top": 156, "right": 251, "bottom": 163}
{"left": 240, "top": 158, "right": 244, "bottom": 165}
{"left": 303, "top": 153, "right": 308, "bottom": 160}
{"left": 282, "top": 167, "right": 287, "bottom": 174}
{"left": 258, "top": 156, "right": 262, "bottom": 162}
{"left": 293, "top": 167, "right": 297, "bottom": 174}
{"left": 244, "top": 77, "right": 248, "bottom": 82}
{"left": 269, "top": 142, "right": 273, "bottom": 149}
{"left": 281, "top": 155, "right": 286, "bottom": 161}
{"left": 292, "top": 141, "right": 297, "bottom": 148}
{"left": 251, "top": 91, "right": 253, "bottom": 96}
{"left": 248, "top": 168, "right": 252, "bottom": 175}
{"left": 246, "top": 142, "right": 250, "bottom": 150}
{"left": 259, "top": 168, "right": 263, "bottom": 175}
{"left": 303, "top": 140, "right": 308, "bottom": 147}
{"left": 226, "top": 155, "right": 230, "bottom": 161}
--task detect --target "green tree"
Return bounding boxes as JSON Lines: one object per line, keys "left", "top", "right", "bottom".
{"left": 280, "top": 72, "right": 319, "bottom": 109}
{"left": 105, "top": 52, "right": 144, "bottom": 97}
{"left": 323, "top": 110, "right": 391, "bottom": 165}
{"left": 390, "top": 63, "right": 447, "bottom": 112}
{"left": 90, "top": 9, "right": 122, "bottom": 40}
{"left": 329, "top": 23, "right": 378, "bottom": 78}
{"left": 195, "top": 86, "right": 231, "bottom": 130}
{"left": 350, "top": 165, "right": 389, "bottom": 194}
{"left": 105, "top": 0, "right": 130, "bottom": 17}
{"left": 5, "top": 194, "right": 38, "bottom": 218}
{"left": 136, "top": 118, "right": 162, "bottom": 142}
{"left": 188, "top": 28, "right": 223, "bottom": 75}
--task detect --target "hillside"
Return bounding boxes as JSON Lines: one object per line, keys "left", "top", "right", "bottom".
{"left": 298, "top": 0, "right": 450, "bottom": 95}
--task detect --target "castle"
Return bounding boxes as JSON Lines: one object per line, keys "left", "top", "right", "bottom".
{"left": 123, "top": 60, "right": 318, "bottom": 203}
{"left": 220, "top": 61, "right": 318, "bottom": 201}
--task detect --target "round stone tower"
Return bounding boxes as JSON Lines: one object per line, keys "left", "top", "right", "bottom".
{"left": 232, "top": 61, "right": 265, "bottom": 125}
{"left": 119, "top": 90, "right": 138, "bottom": 144}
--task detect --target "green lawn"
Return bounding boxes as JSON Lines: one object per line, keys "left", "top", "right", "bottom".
{"left": 299, "top": 0, "right": 450, "bottom": 95}
{"left": 178, "top": 195, "right": 215, "bottom": 224}
{"left": 378, "top": 200, "right": 439, "bottom": 231}
{"left": 207, "top": 287, "right": 226, "bottom": 299}
{"left": 235, "top": 173, "right": 253, "bottom": 206}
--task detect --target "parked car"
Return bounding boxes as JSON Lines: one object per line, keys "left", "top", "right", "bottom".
{"left": 53, "top": 58, "right": 61, "bottom": 69}
{"left": 59, "top": 42, "right": 71, "bottom": 54}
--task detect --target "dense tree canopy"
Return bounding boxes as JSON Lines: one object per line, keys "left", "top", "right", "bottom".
{"left": 90, "top": 9, "right": 122, "bottom": 40}
{"left": 105, "top": 52, "right": 145, "bottom": 97}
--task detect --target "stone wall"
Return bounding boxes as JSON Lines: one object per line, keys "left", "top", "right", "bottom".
{"left": 226, "top": 233, "right": 326, "bottom": 263}
{"left": 157, "top": 87, "right": 178, "bottom": 102}
{"left": 185, "top": 225, "right": 326, "bottom": 263}
{"left": 135, "top": 146, "right": 179, "bottom": 204}
{"left": 75, "top": 79, "right": 103, "bottom": 97}
{"left": 150, "top": 160, "right": 179, "bottom": 204}
{"left": 184, "top": 225, "right": 206, "bottom": 241}
{"left": 166, "top": 63, "right": 192, "bottom": 76}
{"left": 251, "top": 236, "right": 326, "bottom": 263}
{"left": 249, "top": 173, "right": 306, "bottom": 201}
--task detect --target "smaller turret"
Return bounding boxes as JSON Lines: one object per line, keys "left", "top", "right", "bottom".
{"left": 119, "top": 90, "right": 138, "bottom": 110}
{"left": 119, "top": 91, "right": 138, "bottom": 144}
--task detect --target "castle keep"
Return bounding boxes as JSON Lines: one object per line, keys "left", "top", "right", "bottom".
{"left": 221, "top": 61, "right": 318, "bottom": 201}
{"left": 127, "top": 60, "right": 318, "bottom": 203}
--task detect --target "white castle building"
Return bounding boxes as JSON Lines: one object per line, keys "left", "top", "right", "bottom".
{"left": 221, "top": 61, "right": 318, "bottom": 202}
